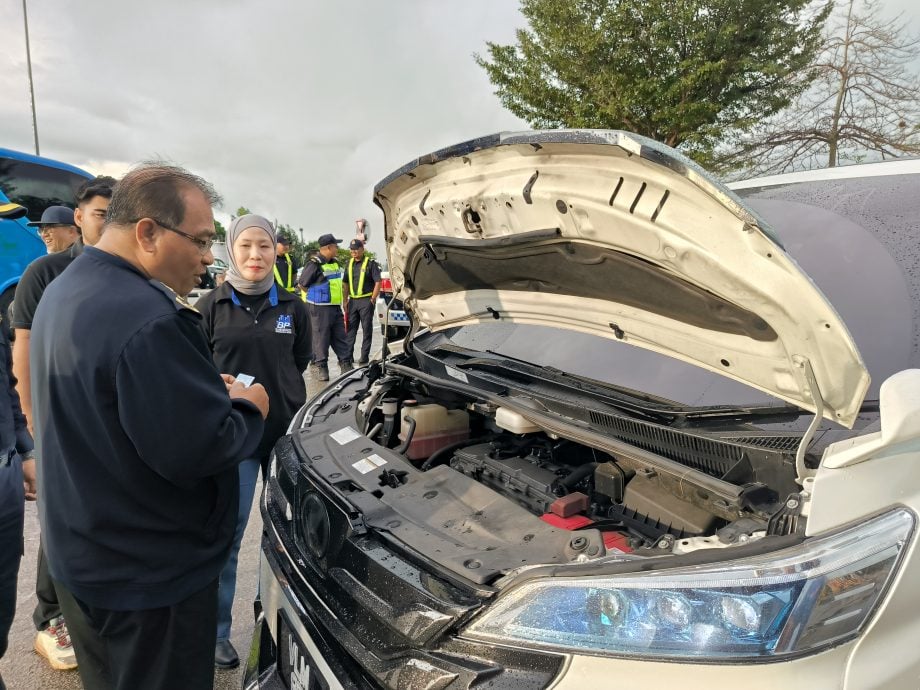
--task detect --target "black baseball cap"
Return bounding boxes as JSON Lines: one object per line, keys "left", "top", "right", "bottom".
{"left": 277, "top": 235, "right": 291, "bottom": 246}
{"left": 317, "top": 233, "right": 342, "bottom": 247}
{"left": 27, "top": 206, "right": 76, "bottom": 227}
{"left": 349, "top": 239, "right": 364, "bottom": 250}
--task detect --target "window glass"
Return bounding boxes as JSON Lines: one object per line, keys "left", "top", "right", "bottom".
{"left": 0, "top": 157, "right": 86, "bottom": 221}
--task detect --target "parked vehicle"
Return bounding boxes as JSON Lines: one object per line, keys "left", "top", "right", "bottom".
{"left": 246, "top": 131, "right": 920, "bottom": 690}
{"left": 375, "top": 270, "right": 411, "bottom": 340}
{"left": 0, "top": 148, "right": 92, "bottom": 320}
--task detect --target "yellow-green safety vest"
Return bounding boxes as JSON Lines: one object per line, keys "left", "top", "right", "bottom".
{"left": 273, "top": 253, "right": 296, "bottom": 292}
{"left": 347, "top": 256, "right": 374, "bottom": 298}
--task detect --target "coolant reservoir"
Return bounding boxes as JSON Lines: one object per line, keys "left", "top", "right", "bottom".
{"left": 399, "top": 403, "right": 469, "bottom": 461}
{"left": 495, "top": 407, "right": 541, "bottom": 434}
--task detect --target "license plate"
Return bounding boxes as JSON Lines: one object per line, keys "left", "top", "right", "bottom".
{"left": 278, "top": 612, "right": 331, "bottom": 690}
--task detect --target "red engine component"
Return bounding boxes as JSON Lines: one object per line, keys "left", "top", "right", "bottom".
{"left": 549, "top": 493, "right": 590, "bottom": 518}
{"left": 540, "top": 512, "right": 632, "bottom": 553}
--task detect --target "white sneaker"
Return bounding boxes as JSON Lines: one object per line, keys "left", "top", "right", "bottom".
{"left": 34, "top": 616, "right": 78, "bottom": 670}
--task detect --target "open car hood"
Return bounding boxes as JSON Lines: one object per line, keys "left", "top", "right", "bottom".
{"left": 374, "top": 130, "right": 869, "bottom": 427}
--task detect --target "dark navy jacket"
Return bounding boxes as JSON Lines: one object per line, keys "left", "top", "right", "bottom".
{"left": 0, "top": 324, "right": 31, "bottom": 525}
{"left": 30, "top": 247, "right": 264, "bottom": 610}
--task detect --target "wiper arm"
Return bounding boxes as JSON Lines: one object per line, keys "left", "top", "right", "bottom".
{"left": 672, "top": 404, "right": 806, "bottom": 425}
{"left": 675, "top": 398, "right": 880, "bottom": 425}
{"left": 455, "top": 357, "right": 679, "bottom": 425}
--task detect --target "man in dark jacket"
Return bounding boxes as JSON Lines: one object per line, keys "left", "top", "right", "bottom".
{"left": 30, "top": 164, "right": 269, "bottom": 690}
{"left": 0, "top": 202, "right": 34, "bottom": 690}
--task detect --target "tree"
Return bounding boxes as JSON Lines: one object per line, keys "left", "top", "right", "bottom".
{"left": 724, "top": 0, "right": 920, "bottom": 175}
{"left": 475, "top": 0, "right": 830, "bottom": 167}
{"left": 213, "top": 219, "right": 226, "bottom": 242}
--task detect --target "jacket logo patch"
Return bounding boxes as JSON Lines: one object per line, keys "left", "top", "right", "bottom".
{"left": 275, "top": 314, "right": 293, "bottom": 334}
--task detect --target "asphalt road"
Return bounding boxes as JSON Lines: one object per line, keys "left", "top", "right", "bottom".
{"left": 0, "top": 333, "right": 379, "bottom": 690}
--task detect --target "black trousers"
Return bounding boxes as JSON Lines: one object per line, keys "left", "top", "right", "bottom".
{"left": 54, "top": 578, "right": 219, "bottom": 690}
{"left": 32, "top": 536, "right": 61, "bottom": 630}
{"left": 345, "top": 297, "right": 375, "bottom": 363}
{"left": 0, "top": 506, "right": 23, "bottom": 660}
{"left": 308, "top": 304, "right": 350, "bottom": 366}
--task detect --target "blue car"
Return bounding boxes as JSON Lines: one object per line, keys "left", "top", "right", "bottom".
{"left": 0, "top": 148, "right": 93, "bottom": 319}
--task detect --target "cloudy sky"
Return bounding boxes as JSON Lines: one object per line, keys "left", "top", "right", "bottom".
{"left": 1, "top": 1, "right": 917, "bottom": 257}
{"left": 0, "top": 2, "right": 525, "bottom": 255}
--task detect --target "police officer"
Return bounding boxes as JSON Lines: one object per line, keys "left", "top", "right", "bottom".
{"left": 273, "top": 234, "right": 299, "bottom": 293}
{"left": 297, "top": 233, "right": 352, "bottom": 381}
{"left": 342, "top": 239, "right": 381, "bottom": 365}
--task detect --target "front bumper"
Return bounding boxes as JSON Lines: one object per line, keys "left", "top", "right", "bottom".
{"left": 243, "top": 471, "right": 564, "bottom": 690}
{"left": 245, "top": 528, "right": 865, "bottom": 690}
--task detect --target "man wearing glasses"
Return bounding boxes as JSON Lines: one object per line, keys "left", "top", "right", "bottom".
{"left": 29, "top": 163, "right": 269, "bottom": 690}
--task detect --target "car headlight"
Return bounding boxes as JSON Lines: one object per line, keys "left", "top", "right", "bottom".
{"left": 464, "top": 509, "right": 914, "bottom": 661}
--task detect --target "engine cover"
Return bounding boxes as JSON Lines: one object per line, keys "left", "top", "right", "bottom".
{"left": 450, "top": 443, "right": 564, "bottom": 515}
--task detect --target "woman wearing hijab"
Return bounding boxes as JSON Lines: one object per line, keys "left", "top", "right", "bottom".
{"left": 195, "top": 215, "right": 311, "bottom": 669}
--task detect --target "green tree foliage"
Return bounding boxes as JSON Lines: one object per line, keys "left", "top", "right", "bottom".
{"left": 476, "top": 0, "right": 831, "bottom": 167}
{"left": 213, "top": 218, "right": 226, "bottom": 241}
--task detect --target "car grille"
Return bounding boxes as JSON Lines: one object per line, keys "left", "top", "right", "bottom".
{"left": 264, "top": 435, "right": 564, "bottom": 689}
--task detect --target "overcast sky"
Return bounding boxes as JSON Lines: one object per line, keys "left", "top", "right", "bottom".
{"left": 1, "top": 1, "right": 917, "bottom": 257}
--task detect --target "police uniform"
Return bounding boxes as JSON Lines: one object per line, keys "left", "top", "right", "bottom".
{"left": 297, "top": 254, "right": 351, "bottom": 372}
{"left": 343, "top": 252, "right": 381, "bottom": 364}
{"left": 273, "top": 251, "right": 298, "bottom": 293}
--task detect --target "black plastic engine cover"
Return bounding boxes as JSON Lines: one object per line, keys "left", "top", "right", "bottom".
{"left": 450, "top": 442, "right": 564, "bottom": 514}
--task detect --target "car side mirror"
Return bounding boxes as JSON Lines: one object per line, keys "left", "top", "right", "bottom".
{"left": 823, "top": 369, "right": 920, "bottom": 469}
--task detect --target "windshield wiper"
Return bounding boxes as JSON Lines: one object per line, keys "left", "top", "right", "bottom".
{"left": 672, "top": 399, "right": 880, "bottom": 426}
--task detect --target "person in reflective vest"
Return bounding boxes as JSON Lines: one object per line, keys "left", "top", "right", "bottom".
{"left": 272, "top": 235, "right": 298, "bottom": 293}
{"left": 342, "top": 239, "right": 381, "bottom": 365}
{"left": 296, "top": 233, "right": 352, "bottom": 381}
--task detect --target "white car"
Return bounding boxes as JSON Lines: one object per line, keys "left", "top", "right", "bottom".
{"left": 245, "top": 131, "right": 920, "bottom": 689}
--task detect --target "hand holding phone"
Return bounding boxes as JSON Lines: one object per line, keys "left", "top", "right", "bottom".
{"left": 235, "top": 373, "right": 255, "bottom": 388}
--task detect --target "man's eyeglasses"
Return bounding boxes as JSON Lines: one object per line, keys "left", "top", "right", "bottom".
{"left": 145, "top": 218, "right": 215, "bottom": 254}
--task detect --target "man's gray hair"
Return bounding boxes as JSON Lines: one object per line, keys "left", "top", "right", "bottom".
{"left": 105, "top": 162, "right": 222, "bottom": 230}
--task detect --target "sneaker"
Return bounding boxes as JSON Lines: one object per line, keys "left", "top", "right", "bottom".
{"left": 34, "top": 616, "right": 78, "bottom": 670}
{"left": 357, "top": 359, "right": 369, "bottom": 365}
{"left": 312, "top": 364, "right": 329, "bottom": 381}
{"left": 339, "top": 361, "right": 354, "bottom": 373}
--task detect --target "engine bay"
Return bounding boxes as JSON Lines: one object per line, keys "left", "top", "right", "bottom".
{"left": 336, "top": 357, "right": 808, "bottom": 568}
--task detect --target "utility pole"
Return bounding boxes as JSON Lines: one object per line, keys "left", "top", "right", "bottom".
{"left": 22, "top": 0, "right": 40, "bottom": 155}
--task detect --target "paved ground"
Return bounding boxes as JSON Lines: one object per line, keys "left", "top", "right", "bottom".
{"left": 0, "top": 332, "right": 378, "bottom": 690}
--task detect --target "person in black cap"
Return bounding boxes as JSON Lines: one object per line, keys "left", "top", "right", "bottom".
{"left": 0, "top": 202, "right": 34, "bottom": 690}
{"left": 27, "top": 206, "right": 79, "bottom": 255}
{"left": 342, "top": 238, "right": 381, "bottom": 365}
{"left": 272, "top": 234, "right": 299, "bottom": 293}
{"left": 297, "top": 233, "right": 352, "bottom": 381}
